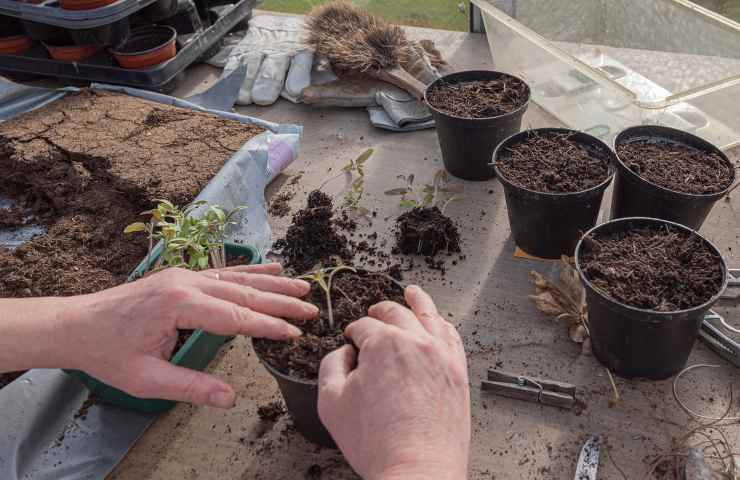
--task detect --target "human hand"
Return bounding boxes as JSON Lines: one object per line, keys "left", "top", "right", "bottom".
{"left": 318, "top": 286, "right": 470, "bottom": 480}
{"left": 63, "top": 263, "right": 317, "bottom": 408}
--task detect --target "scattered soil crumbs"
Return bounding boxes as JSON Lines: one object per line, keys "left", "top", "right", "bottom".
{"left": 393, "top": 207, "right": 461, "bottom": 257}
{"left": 257, "top": 400, "right": 286, "bottom": 422}
{"left": 74, "top": 393, "right": 98, "bottom": 420}
{"left": 0, "top": 206, "right": 27, "bottom": 228}
{"left": 616, "top": 139, "right": 734, "bottom": 195}
{"left": 580, "top": 225, "right": 724, "bottom": 311}
{"left": 272, "top": 191, "right": 352, "bottom": 274}
{"left": 269, "top": 192, "right": 294, "bottom": 218}
{"left": 427, "top": 75, "right": 528, "bottom": 119}
{"left": 496, "top": 131, "right": 610, "bottom": 193}
{"left": 0, "top": 89, "right": 263, "bottom": 298}
{"left": 254, "top": 269, "right": 405, "bottom": 380}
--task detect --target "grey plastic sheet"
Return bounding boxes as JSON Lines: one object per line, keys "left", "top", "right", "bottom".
{"left": 0, "top": 72, "right": 302, "bottom": 479}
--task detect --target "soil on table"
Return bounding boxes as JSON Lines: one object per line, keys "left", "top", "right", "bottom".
{"left": 426, "top": 76, "right": 528, "bottom": 119}
{"left": 496, "top": 131, "right": 610, "bottom": 193}
{"left": 0, "top": 89, "right": 263, "bottom": 298}
{"left": 393, "top": 206, "right": 461, "bottom": 257}
{"left": 616, "top": 139, "right": 734, "bottom": 195}
{"left": 272, "top": 190, "right": 353, "bottom": 274}
{"left": 580, "top": 225, "right": 724, "bottom": 311}
{"left": 254, "top": 269, "right": 405, "bottom": 380}
{"left": 269, "top": 192, "right": 294, "bottom": 218}
{"left": 257, "top": 400, "right": 286, "bottom": 422}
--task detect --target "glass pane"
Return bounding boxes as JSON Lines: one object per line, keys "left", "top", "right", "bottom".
{"left": 692, "top": 0, "right": 740, "bottom": 22}
{"left": 258, "top": 0, "right": 471, "bottom": 31}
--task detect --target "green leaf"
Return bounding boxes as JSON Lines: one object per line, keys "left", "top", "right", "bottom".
{"left": 400, "top": 199, "right": 419, "bottom": 209}
{"left": 385, "top": 188, "right": 409, "bottom": 196}
{"left": 355, "top": 148, "right": 374, "bottom": 166}
{"left": 124, "top": 222, "right": 147, "bottom": 234}
{"left": 197, "top": 255, "right": 209, "bottom": 270}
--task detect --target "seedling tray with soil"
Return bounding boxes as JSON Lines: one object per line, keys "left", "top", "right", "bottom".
{"left": 493, "top": 128, "right": 615, "bottom": 259}
{"left": 254, "top": 268, "right": 405, "bottom": 446}
{"left": 575, "top": 217, "right": 728, "bottom": 379}
{"left": 424, "top": 70, "right": 530, "bottom": 181}
{"left": 612, "top": 125, "right": 736, "bottom": 230}
{"left": 0, "top": 89, "right": 264, "bottom": 391}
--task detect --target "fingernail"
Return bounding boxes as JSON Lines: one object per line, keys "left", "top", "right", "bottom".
{"left": 287, "top": 325, "right": 303, "bottom": 337}
{"left": 407, "top": 284, "right": 421, "bottom": 293}
{"left": 294, "top": 279, "right": 311, "bottom": 291}
{"left": 208, "top": 390, "right": 235, "bottom": 409}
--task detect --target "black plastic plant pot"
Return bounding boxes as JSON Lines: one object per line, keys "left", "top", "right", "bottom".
{"left": 253, "top": 343, "right": 336, "bottom": 448}
{"left": 68, "top": 17, "right": 130, "bottom": 48}
{"left": 492, "top": 128, "right": 616, "bottom": 259}
{"left": 21, "top": 20, "right": 68, "bottom": 43}
{"left": 611, "top": 125, "right": 735, "bottom": 230}
{"left": 424, "top": 70, "right": 530, "bottom": 181}
{"left": 575, "top": 217, "right": 728, "bottom": 380}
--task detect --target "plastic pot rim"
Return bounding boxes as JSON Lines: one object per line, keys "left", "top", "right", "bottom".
{"left": 110, "top": 25, "right": 177, "bottom": 57}
{"left": 252, "top": 338, "right": 318, "bottom": 387}
{"left": 491, "top": 127, "right": 616, "bottom": 199}
{"left": 574, "top": 216, "right": 729, "bottom": 318}
{"left": 423, "top": 70, "right": 531, "bottom": 122}
{"left": 613, "top": 125, "right": 736, "bottom": 201}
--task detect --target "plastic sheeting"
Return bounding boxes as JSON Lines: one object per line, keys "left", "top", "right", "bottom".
{"left": 0, "top": 72, "right": 302, "bottom": 480}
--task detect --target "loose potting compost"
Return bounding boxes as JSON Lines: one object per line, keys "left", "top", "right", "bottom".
{"left": 2, "top": 3, "right": 740, "bottom": 479}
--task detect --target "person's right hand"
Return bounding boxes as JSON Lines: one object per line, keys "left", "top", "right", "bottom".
{"left": 318, "top": 286, "right": 470, "bottom": 480}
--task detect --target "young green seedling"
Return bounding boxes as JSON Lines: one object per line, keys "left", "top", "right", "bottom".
{"left": 124, "top": 199, "right": 246, "bottom": 272}
{"left": 318, "top": 148, "right": 374, "bottom": 217}
{"left": 385, "top": 169, "right": 463, "bottom": 213}
{"left": 298, "top": 265, "right": 357, "bottom": 330}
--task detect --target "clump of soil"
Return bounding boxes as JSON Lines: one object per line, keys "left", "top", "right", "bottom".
{"left": 0, "top": 89, "right": 263, "bottom": 298}
{"left": 257, "top": 400, "right": 286, "bottom": 422}
{"left": 269, "top": 192, "right": 294, "bottom": 218}
{"left": 496, "top": 132, "right": 610, "bottom": 193}
{"left": 74, "top": 393, "right": 98, "bottom": 420}
{"left": 0, "top": 206, "right": 27, "bottom": 228}
{"left": 273, "top": 191, "right": 352, "bottom": 274}
{"left": 427, "top": 76, "right": 528, "bottom": 119}
{"left": 254, "top": 269, "right": 405, "bottom": 380}
{"left": 616, "top": 140, "right": 734, "bottom": 195}
{"left": 580, "top": 225, "right": 724, "bottom": 311}
{"left": 393, "top": 206, "right": 461, "bottom": 257}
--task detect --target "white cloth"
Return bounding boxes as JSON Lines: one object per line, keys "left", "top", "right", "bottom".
{"left": 219, "top": 15, "right": 313, "bottom": 106}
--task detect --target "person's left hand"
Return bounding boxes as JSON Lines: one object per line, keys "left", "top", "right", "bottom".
{"left": 59, "top": 263, "right": 317, "bottom": 408}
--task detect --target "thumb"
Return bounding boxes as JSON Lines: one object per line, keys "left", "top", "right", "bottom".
{"left": 318, "top": 344, "right": 356, "bottom": 398}
{"left": 127, "top": 358, "right": 236, "bottom": 409}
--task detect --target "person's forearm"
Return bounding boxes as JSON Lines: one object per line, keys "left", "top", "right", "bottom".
{"left": 0, "top": 297, "right": 83, "bottom": 373}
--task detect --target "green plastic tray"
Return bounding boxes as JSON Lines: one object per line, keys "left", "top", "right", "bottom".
{"left": 66, "top": 243, "right": 261, "bottom": 413}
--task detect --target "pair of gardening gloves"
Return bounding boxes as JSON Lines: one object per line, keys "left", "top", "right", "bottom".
{"left": 209, "top": 15, "right": 451, "bottom": 131}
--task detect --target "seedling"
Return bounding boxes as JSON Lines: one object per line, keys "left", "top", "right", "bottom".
{"left": 298, "top": 265, "right": 357, "bottom": 330}
{"left": 124, "top": 199, "right": 246, "bottom": 272}
{"left": 385, "top": 169, "right": 463, "bottom": 213}
{"left": 318, "top": 148, "right": 374, "bottom": 217}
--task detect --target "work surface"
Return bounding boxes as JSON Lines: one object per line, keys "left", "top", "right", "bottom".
{"left": 109, "top": 21, "right": 740, "bottom": 480}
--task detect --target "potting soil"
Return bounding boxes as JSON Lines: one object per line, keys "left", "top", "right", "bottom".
{"left": 426, "top": 77, "right": 528, "bottom": 119}
{"left": 254, "top": 269, "right": 405, "bottom": 380}
{"left": 0, "top": 89, "right": 264, "bottom": 298}
{"left": 496, "top": 131, "right": 610, "bottom": 193}
{"left": 393, "top": 206, "right": 461, "bottom": 257}
{"left": 616, "top": 140, "right": 734, "bottom": 195}
{"left": 580, "top": 225, "right": 724, "bottom": 311}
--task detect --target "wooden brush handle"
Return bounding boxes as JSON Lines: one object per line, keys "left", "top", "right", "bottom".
{"left": 376, "top": 67, "right": 427, "bottom": 100}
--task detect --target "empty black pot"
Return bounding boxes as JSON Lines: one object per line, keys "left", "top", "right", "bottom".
{"left": 492, "top": 128, "right": 616, "bottom": 259}
{"left": 611, "top": 125, "right": 735, "bottom": 230}
{"left": 575, "top": 217, "right": 728, "bottom": 380}
{"left": 253, "top": 341, "right": 335, "bottom": 448}
{"left": 425, "top": 70, "right": 530, "bottom": 181}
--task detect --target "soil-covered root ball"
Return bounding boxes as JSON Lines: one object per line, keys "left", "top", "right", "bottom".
{"left": 393, "top": 206, "right": 461, "bottom": 256}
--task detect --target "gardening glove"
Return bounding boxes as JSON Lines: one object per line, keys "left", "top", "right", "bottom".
{"left": 220, "top": 15, "right": 313, "bottom": 106}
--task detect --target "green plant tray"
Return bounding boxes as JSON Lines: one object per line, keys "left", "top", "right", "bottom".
{"left": 66, "top": 243, "right": 262, "bottom": 414}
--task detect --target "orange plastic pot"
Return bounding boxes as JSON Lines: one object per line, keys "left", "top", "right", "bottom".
{"left": 0, "top": 35, "right": 32, "bottom": 55}
{"left": 44, "top": 42, "right": 101, "bottom": 61}
{"left": 59, "top": 0, "right": 117, "bottom": 10}
{"left": 110, "top": 26, "right": 177, "bottom": 69}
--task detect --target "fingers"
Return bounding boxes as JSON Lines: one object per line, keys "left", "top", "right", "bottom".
{"left": 178, "top": 295, "right": 303, "bottom": 340}
{"left": 405, "top": 285, "right": 445, "bottom": 337}
{"left": 215, "top": 263, "right": 283, "bottom": 275}
{"left": 125, "top": 357, "right": 236, "bottom": 409}
{"left": 345, "top": 317, "right": 390, "bottom": 349}
{"left": 216, "top": 272, "right": 311, "bottom": 298}
{"left": 319, "top": 344, "right": 356, "bottom": 392}
{"left": 368, "top": 301, "right": 426, "bottom": 334}
{"left": 200, "top": 279, "right": 318, "bottom": 321}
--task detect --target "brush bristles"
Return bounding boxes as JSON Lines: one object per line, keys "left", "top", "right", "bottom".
{"left": 306, "top": 0, "right": 411, "bottom": 74}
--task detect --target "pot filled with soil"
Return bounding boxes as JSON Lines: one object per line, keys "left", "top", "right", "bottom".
{"left": 575, "top": 217, "right": 728, "bottom": 380}
{"left": 253, "top": 267, "right": 406, "bottom": 447}
{"left": 425, "top": 70, "right": 530, "bottom": 181}
{"left": 110, "top": 25, "right": 177, "bottom": 69}
{"left": 612, "top": 125, "right": 735, "bottom": 230}
{"left": 492, "top": 128, "right": 616, "bottom": 259}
